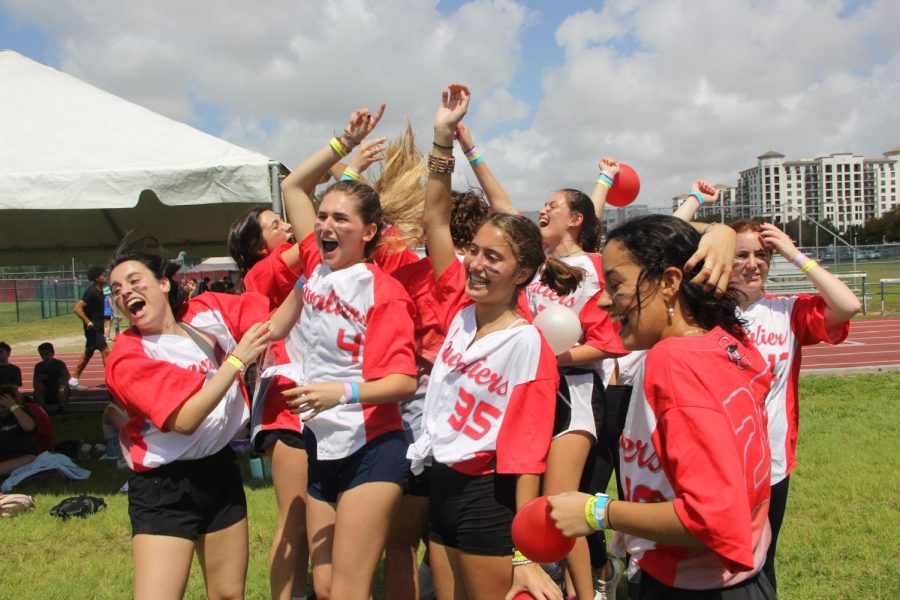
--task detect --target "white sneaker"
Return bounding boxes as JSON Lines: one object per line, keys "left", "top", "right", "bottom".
{"left": 594, "top": 556, "right": 624, "bottom": 600}
{"left": 68, "top": 377, "right": 87, "bottom": 391}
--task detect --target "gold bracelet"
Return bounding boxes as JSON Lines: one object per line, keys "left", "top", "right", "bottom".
{"left": 427, "top": 153, "right": 455, "bottom": 174}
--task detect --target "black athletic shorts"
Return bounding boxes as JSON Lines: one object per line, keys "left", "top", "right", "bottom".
{"left": 83, "top": 323, "right": 107, "bottom": 352}
{"left": 127, "top": 445, "right": 246, "bottom": 539}
{"left": 637, "top": 569, "right": 777, "bottom": 599}
{"left": 305, "top": 429, "right": 409, "bottom": 503}
{"left": 253, "top": 428, "right": 306, "bottom": 454}
{"left": 428, "top": 461, "right": 517, "bottom": 556}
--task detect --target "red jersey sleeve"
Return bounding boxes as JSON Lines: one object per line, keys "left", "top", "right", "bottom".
{"left": 105, "top": 334, "right": 206, "bottom": 431}
{"left": 580, "top": 293, "right": 628, "bottom": 355}
{"left": 298, "top": 232, "right": 322, "bottom": 277}
{"left": 242, "top": 242, "right": 303, "bottom": 307}
{"left": 185, "top": 291, "right": 272, "bottom": 339}
{"left": 790, "top": 294, "right": 850, "bottom": 346}
{"left": 361, "top": 295, "right": 418, "bottom": 380}
{"left": 392, "top": 257, "right": 445, "bottom": 363}
{"left": 372, "top": 229, "right": 420, "bottom": 274}
{"left": 495, "top": 342, "right": 559, "bottom": 475}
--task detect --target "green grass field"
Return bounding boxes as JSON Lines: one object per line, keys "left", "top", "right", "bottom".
{"left": 1, "top": 373, "right": 897, "bottom": 599}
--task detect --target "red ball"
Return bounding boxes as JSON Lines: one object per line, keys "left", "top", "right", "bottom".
{"left": 512, "top": 592, "right": 536, "bottom": 599}
{"left": 606, "top": 163, "right": 641, "bottom": 207}
{"left": 511, "top": 495, "right": 575, "bottom": 563}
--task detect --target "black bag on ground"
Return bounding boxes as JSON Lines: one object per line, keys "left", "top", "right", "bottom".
{"left": 49, "top": 495, "right": 107, "bottom": 519}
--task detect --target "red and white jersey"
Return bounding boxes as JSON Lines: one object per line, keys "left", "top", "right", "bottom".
{"left": 408, "top": 259, "right": 559, "bottom": 476}
{"left": 106, "top": 292, "right": 270, "bottom": 472}
{"left": 242, "top": 243, "right": 307, "bottom": 438}
{"left": 620, "top": 328, "right": 773, "bottom": 589}
{"left": 741, "top": 294, "right": 849, "bottom": 483}
{"left": 522, "top": 253, "right": 627, "bottom": 367}
{"left": 290, "top": 233, "right": 417, "bottom": 460}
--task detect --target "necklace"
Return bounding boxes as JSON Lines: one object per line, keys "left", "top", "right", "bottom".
{"left": 555, "top": 247, "right": 585, "bottom": 259}
{"left": 681, "top": 328, "right": 708, "bottom": 336}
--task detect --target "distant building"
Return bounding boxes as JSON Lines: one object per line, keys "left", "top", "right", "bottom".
{"left": 732, "top": 147, "right": 899, "bottom": 231}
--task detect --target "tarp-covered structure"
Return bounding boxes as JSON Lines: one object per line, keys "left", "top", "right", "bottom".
{"left": 0, "top": 50, "right": 284, "bottom": 266}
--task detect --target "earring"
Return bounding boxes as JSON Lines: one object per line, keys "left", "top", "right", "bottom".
{"left": 666, "top": 300, "right": 675, "bottom": 322}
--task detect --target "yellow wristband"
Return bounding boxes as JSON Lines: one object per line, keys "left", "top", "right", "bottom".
{"left": 585, "top": 496, "right": 602, "bottom": 531}
{"left": 800, "top": 260, "right": 819, "bottom": 274}
{"left": 329, "top": 137, "right": 349, "bottom": 158}
{"left": 512, "top": 548, "right": 532, "bottom": 566}
{"left": 226, "top": 354, "right": 246, "bottom": 373}
{"left": 9, "top": 404, "right": 21, "bottom": 413}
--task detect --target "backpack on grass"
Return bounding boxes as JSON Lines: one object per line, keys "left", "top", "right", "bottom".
{"left": 49, "top": 495, "right": 107, "bottom": 519}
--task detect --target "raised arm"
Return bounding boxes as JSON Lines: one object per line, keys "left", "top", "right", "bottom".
{"left": 281, "top": 104, "right": 386, "bottom": 243}
{"left": 589, "top": 156, "right": 621, "bottom": 221}
{"left": 426, "top": 84, "right": 472, "bottom": 279}
{"left": 454, "top": 122, "right": 518, "bottom": 215}
{"left": 760, "top": 223, "right": 862, "bottom": 326}
{"left": 674, "top": 178, "right": 719, "bottom": 221}
{"left": 676, "top": 180, "right": 734, "bottom": 295}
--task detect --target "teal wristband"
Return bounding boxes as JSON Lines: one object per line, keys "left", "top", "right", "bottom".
{"left": 688, "top": 191, "right": 705, "bottom": 207}
{"left": 350, "top": 381, "right": 360, "bottom": 403}
{"left": 593, "top": 493, "right": 611, "bottom": 530}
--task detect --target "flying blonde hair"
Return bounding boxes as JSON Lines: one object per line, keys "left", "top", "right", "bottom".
{"left": 374, "top": 121, "right": 427, "bottom": 247}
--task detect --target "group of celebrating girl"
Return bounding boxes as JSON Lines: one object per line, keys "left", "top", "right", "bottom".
{"left": 104, "top": 83, "right": 860, "bottom": 600}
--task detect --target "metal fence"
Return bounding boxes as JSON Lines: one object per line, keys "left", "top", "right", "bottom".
{"left": 0, "top": 278, "right": 89, "bottom": 323}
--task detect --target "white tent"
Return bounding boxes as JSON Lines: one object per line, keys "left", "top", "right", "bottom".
{"left": 0, "top": 50, "right": 284, "bottom": 265}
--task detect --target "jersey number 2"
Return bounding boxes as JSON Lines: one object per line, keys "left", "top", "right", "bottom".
{"left": 448, "top": 389, "right": 501, "bottom": 441}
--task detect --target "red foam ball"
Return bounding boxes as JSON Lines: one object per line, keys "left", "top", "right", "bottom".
{"left": 511, "top": 495, "right": 575, "bottom": 563}
{"left": 606, "top": 163, "right": 641, "bottom": 207}
{"left": 512, "top": 592, "right": 536, "bottom": 599}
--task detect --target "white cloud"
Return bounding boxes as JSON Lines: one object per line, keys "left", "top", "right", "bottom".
{"left": 3, "top": 0, "right": 899, "bottom": 211}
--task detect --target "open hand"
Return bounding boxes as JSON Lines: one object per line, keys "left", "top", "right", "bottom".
{"left": 434, "top": 83, "right": 470, "bottom": 135}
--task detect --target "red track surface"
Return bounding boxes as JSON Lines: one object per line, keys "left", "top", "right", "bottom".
{"left": 12, "top": 318, "right": 899, "bottom": 401}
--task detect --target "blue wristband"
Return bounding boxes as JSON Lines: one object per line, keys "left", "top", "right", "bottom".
{"left": 688, "top": 191, "right": 705, "bottom": 207}
{"left": 593, "top": 493, "right": 611, "bottom": 530}
{"left": 350, "top": 381, "right": 360, "bottom": 403}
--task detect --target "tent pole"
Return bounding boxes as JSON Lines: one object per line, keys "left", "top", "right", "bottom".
{"left": 269, "top": 162, "right": 284, "bottom": 217}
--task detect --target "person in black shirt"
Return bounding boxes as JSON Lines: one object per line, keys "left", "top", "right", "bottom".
{"left": 0, "top": 342, "right": 23, "bottom": 389}
{"left": 70, "top": 266, "right": 110, "bottom": 390}
{"left": 0, "top": 384, "right": 37, "bottom": 476}
{"left": 33, "top": 342, "right": 71, "bottom": 411}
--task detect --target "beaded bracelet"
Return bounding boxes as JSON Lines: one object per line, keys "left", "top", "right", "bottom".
{"left": 427, "top": 153, "right": 456, "bottom": 174}
{"left": 688, "top": 191, "right": 705, "bottom": 207}
{"left": 512, "top": 548, "right": 532, "bottom": 566}
{"left": 341, "top": 168, "right": 361, "bottom": 182}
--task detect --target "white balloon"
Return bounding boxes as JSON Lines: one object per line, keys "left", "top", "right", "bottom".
{"left": 532, "top": 305, "right": 583, "bottom": 355}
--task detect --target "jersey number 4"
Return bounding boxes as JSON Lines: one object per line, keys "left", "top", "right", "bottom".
{"left": 337, "top": 329, "right": 363, "bottom": 362}
{"left": 448, "top": 389, "right": 501, "bottom": 441}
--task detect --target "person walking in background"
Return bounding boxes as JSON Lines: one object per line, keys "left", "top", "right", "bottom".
{"left": 69, "top": 266, "right": 110, "bottom": 391}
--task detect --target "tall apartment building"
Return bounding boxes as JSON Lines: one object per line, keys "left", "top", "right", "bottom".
{"left": 734, "top": 147, "right": 899, "bottom": 231}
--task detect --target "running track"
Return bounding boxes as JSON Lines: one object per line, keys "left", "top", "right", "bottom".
{"left": 13, "top": 317, "right": 900, "bottom": 403}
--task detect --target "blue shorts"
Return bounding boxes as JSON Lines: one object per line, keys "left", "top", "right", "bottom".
{"left": 304, "top": 429, "right": 409, "bottom": 503}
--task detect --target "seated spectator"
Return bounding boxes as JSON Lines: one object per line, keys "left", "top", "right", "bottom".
{"left": 33, "top": 343, "right": 71, "bottom": 414}
{"left": 22, "top": 399, "right": 55, "bottom": 453}
{"left": 0, "top": 385, "right": 38, "bottom": 477}
{"left": 100, "top": 402, "right": 128, "bottom": 460}
{"left": 0, "top": 342, "right": 23, "bottom": 389}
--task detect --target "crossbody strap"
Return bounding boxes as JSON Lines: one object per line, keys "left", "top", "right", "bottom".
{"left": 178, "top": 322, "right": 220, "bottom": 367}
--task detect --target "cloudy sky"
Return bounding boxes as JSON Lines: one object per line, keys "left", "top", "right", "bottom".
{"left": 2, "top": 0, "right": 899, "bottom": 210}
